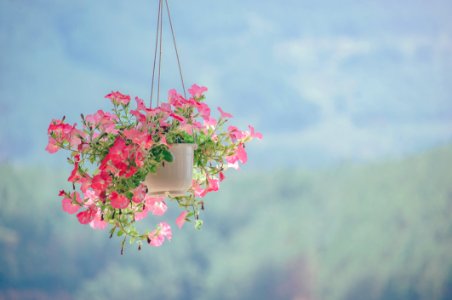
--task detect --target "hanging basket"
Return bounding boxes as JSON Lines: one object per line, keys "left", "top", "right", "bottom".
{"left": 144, "top": 143, "right": 196, "bottom": 196}
{"left": 45, "top": 0, "right": 263, "bottom": 254}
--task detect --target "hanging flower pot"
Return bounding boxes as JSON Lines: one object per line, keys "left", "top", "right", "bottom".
{"left": 45, "top": 0, "right": 263, "bottom": 254}
{"left": 45, "top": 85, "right": 263, "bottom": 253}
{"left": 144, "top": 143, "right": 196, "bottom": 196}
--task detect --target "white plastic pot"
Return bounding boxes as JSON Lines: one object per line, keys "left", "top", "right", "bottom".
{"left": 144, "top": 143, "right": 196, "bottom": 197}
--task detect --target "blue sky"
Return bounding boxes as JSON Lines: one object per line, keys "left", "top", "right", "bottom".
{"left": 1, "top": 0, "right": 451, "bottom": 167}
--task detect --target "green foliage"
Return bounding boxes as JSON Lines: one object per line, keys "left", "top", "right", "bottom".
{"left": 1, "top": 145, "right": 452, "bottom": 299}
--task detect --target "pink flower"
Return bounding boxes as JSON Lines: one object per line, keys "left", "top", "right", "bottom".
{"left": 170, "top": 113, "right": 185, "bottom": 123}
{"left": 78, "top": 176, "right": 92, "bottom": 193}
{"left": 46, "top": 119, "right": 83, "bottom": 153}
{"left": 105, "top": 91, "right": 131, "bottom": 105}
{"left": 134, "top": 206, "right": 148, "bottom": 221}
{"left": 132, "top": 185, "right": 147, "bottom": 203}
{"left": 83, "top": 189, "right": 98, "bottom": 206}
{"left": 90, "top": 211, "right": 108, "bottom": 230}
{"left": 107, "top": 137, "right": 129, "bottom": 164}
{"left": 236, "top": 144, "right": 248, "bottom": 164}
{"left": 45, "top": 142, "right": 59, "bottom": 154}
{"left": 226, "top": 144, "right": 248, "bottom": 165}
{"left": 134, "top": 150, "right": 145, "bottom": 168}
{"left": 67, "top": 154, "right": 81, "bottom": 182}
{"left": 148, "top": 222, "right": 172, "bottom": 247}
{"left": 219, "top": 172, "right": 225, "bottom": 182}
{"left": 179, "top": 123, "right": 193, "bottom": 135}
{"left": 85, "top": 110, "right": 118, "bottom": 134}
{"left": 168, "top": 89, "right": 184, "bottom": 107}
{"left": 196, "top": 102, "right": 211, "bottom": 119}
{"left": 91, "top": 172, "right": 111, "bottom": 195}
{"left": 217, "top": 107, "right": 233, "bottom": 118}
{"left": 159, "top": 135, "right": 169, "bottom": 147}
{"left": 192, "top": 180, "right": 207, "bottom": 198}
{"left": 188, "top": 84, "right": 208, "bottom": 99}
{"left": 248, "top": 125, "right": 263, "bottom": 140}
{"left": 123, "top": 128, "right": 144, "bottom": 144}
{"left": 145, "top": 195, "right": 167, "bottom": 216}
{"left": 160, "top": 103, "right": 172, "bottom": 113}
{"left": 135, "top": 96, "right": 148, "bottom": 111}
{"left": 76, "top": 206, "right": 97, "bottom": 225}
{"left": 228, "top": 126, "right": 245, "bottom": 141}
{"left": 62, "top": 194, "right": 80, "bottom": 214}
{"left": 176, "top": 211, "right": 188, "bottom": 229}
{"left": 203, "top": 116, "right": 217, "bottom": 128}
{"left": 110, "top": 191, "right": 130, "bottom": 209}
{"left": 207, "top": 177, "right": 219, "bottom": 192}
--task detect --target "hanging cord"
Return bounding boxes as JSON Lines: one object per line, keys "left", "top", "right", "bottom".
{"left": 150, "top": 0, "right": 187, "bottom": 107}
{"left": 150, "top": 0, "right": 163, "bottom": 108}
{"left": 165, "top": 0, "right": 187, "bottom": 99}
{"left": 156, "top": 0, "right": 164, "bottom": 106}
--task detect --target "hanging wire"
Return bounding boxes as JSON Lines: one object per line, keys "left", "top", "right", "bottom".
{"left": 150, "top": 0, "right": 187, "bottom": 107}
{"left": 157, "top": 0, "right": 164, "bottom": 106}
{"left": 164, "top": 0, "right": 187, "bottom": 98}
{"left": 150, "top": 0, "right": 163, "bottom": 108}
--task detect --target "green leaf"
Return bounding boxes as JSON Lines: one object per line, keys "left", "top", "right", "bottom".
{"left": 162, "top": 149, "right": 173, "bottom": 162}
{"left": 117, "top": 230, "right": 124, "bottom": 237}
{"left": 195, "top": 219, "right": 203, "bottom": 230}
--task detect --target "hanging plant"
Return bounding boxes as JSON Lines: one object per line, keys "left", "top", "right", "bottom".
{"left": 46, "top": 85, "right": 262, "bottom": 252}
{"left": 45, "top": 0, "right": 262, "bottom": 253}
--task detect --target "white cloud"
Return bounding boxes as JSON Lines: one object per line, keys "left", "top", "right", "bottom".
{"left": 270, "top": 34, "right": 452, "bottom": 162}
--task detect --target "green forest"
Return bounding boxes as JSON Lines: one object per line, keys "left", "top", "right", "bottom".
{"left": 1, "top": 145, "right": 451, "bottom": 300}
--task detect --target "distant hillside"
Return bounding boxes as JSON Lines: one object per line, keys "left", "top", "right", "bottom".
{"left": 0, "top": 145, "right": 451, "bottom": 300}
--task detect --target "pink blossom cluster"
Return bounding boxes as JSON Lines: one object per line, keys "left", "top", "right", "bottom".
{"left": 46, "top": 84, "right": 262, "bottom": 252}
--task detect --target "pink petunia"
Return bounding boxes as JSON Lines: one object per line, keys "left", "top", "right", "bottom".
{"left": 91, "top": 172, "right": 111, "bottom": 195}
{"left": 228, "top": 126, "right": 246, "bottom": 142}
{"left": 78, "top": 176, "right": 92, "bottom": 194}
{"left": 148, "top": 222, "right": 172, "bottom": 247}
{"left": 76, "top": 206, "right": 97, "bottom": 225}
{"left": 168, "top": 89, "right": 184, "bottom": 107}
{"left": 170, "top": 113, "right": 185, "bottom": 123}
{"left": 85, "top": 110, "right": 118, "bottom": 134}
{"left": 196, "top": 102, "right": 211, "bottom": 119}
{"left": 110, "top": 191, "right": 130, "bottom": 209}
{"left": 226, "top": 143, "right": 247, "bottom": 166}
{"left": 176, "top": 211, "right": 188, "bottom": 229}
{"left": 217, "top": 107, "right": 233, "bottom": 119}
{"left": 145, "top": 195, "right": 167, "bottom": 216}
{"left": 192, "top": 180, "right": 208, "bottom": 198}
{"left": 188, "top": 84, "right": 208, "bottom": 99}
{"left": 219, "top": 172, "right": 225, "bottom": 182}
{"left": 62, "top": 197, "right": 80, "bottom": 214}
{"left": 207, "top": 177, "right": 220, "bottom": 192}
{"left": 203, "top": 116, "right": 217, "bottom": 128}
{"left": 46, "top": 119, "right": 83, "bottom": 153}
{"left": 236, "top": 144, "right": 248, "bottom": 164}
{"left": 248, "top": 125, "right": 263, "bottom": 140}
{"left": 135, "top": 96, "right": 147, "bottom": 111}
{"left": 90, "top": 211, "right": 108, "bottom": 230}
{"left": 67, "top": 154, "right": 81, "bottom": 182}
{"left": 132, "top": 185, "right": 147, "bottom": 204}
{"left": 45, "top": 141, "right": 59, "bottom": 154}
{"left": 105, "top": 91, "right": 131, "bottom": 105}
{"left": 83, "top": 189, "right": 98, "bottom": 206}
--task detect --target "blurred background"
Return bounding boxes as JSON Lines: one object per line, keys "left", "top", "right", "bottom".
{"left": 1, "top": 0, "right": 451, "bottom": 299}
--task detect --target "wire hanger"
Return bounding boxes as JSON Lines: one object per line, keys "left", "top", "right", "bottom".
{"left": 150, "top": 0, "right": 187, "bottom": 108}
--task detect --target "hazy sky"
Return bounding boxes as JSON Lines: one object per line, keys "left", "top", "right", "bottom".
{"left": 1, "top": 0, "right": 451, "bottom": 167}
